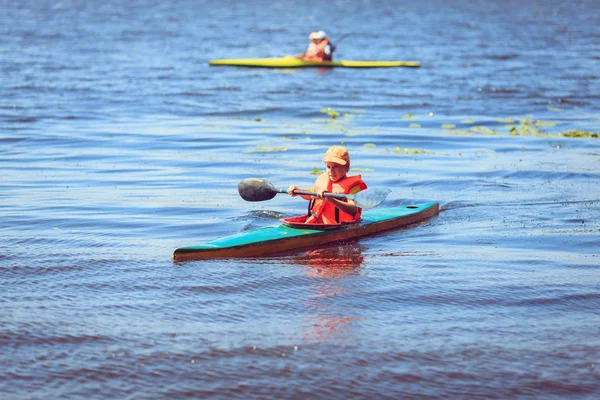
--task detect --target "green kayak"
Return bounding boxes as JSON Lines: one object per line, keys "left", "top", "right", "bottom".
{"left": 208, "top": 57, "right": 421, "bottom": 68}
{"left": 173, "top": 202, "right": 439, "bottom": 262}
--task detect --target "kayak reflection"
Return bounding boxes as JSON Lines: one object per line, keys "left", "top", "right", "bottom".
{"left": 290, "top": 244, "right": 365, "bottom": 278}
{"left": 287, "top": 243, "right": 366, "bottom": 343}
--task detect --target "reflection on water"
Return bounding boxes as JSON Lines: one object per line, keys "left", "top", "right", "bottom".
{"left": 286, "top": 243, "right": 367, "bottom": 343}
{"left": 291, "top": 243, "right": 366, "bottom": 278}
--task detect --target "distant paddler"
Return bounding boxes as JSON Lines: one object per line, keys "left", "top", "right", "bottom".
{"left": 296, "top": 31, "right": 335, "bottom": 62}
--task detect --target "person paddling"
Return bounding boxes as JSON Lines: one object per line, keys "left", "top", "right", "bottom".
{"left": 297, "top": 31, "right": 335, "bottom": 62}
{"left": 287, "top": 146, "right": 367, "bottom": 224}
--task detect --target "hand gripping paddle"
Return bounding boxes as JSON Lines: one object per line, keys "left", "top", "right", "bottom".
{"left": 238, "top": 178, "right": 390, "bottom": 209}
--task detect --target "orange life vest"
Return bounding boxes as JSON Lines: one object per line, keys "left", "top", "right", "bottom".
{"left": 304, "top": 39, "right": 333, "bottom": 62}
{"left": 306, "top": 174, "right": 367, "bottom": 224}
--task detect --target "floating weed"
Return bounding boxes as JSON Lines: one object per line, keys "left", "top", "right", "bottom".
{"left": 313, "top": 118, "right": 351, "bottom": 126}
{"left": 559, "top": 130, "right": 599, "bottom": 138}
{"left": 448, "top": 129, "right": 472, "bottom": 135}
{"left": 311, "top": 167, "right": 322, "bottom": 175}
{"left": 402, "top": 113, "right": 415, "bottom": 120}
{"left": 471, "top": 126, "right": 497, "bottom": 135}
{"left": 547, "top": 107, "right": 564, "bottom": 112}
{"left": 461, "top": 119, "right": 476, "bottom": 124}
{"left": 320, "top": 107, "right": 341, "bottom": 119}
{"left": 509, "top": 125, "right": 552, "bottom": 137}
{"left": 343, "top": 113, "right": 356, "bottom": 119}
{"left": 519, "top": 118, "right": 533, "bottom": 126}
{"left": 363, "top": 143, "right": 377, "bottom": 148}
{"left": 496, "top": 117, "right": 515, "bottom": 124}
{"left": 255, "top": 118, "right": 263, "bottom": 122}
{"left": 282, "top": 136, "right": 298, "bottom": 140}
{"left": 322, "top": 125, "right": 347, "bottom": 133}
{"left": 409, "top": 123, "right": 422, "bottom": 128}
{"left": 395, "top": 146, "right": 431, "bottom": 155}
{"left": 509, "top": 125, "right": 541, "bottom": 136}
{"left": 437, "top": 116, "right": 598, "bottom": 139}
{"left": 535, "top": 120, "right": 559, "bottom": 127}
{"left": 441, "top": 123, "right": 456, "bottom": 129}
{"left": 245, "top": 146, "right": 289, "bottom": 153}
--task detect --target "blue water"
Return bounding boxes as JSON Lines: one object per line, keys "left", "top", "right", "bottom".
{"left": 2, "top": 0, "right": 600, "bottom": 398}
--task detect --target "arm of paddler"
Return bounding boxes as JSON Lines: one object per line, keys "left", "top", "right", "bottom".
{"left": 319, "top": 185, "right": 362, "bottom": 216}
{"left": 287, "top": 185, "right": 315, "bottom": 201}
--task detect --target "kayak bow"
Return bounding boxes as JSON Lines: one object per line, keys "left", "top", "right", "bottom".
{"left": 172, "top": 202, "right": 439, "bottom": 262}
{"left": 209, "top": 57, "right": 421, "bottom": 68}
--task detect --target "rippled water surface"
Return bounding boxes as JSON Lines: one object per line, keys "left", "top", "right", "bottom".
{"left": 2, "top": 0, "right": 600, "bottom": 398}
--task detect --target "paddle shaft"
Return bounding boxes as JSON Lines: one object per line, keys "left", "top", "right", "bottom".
{"left": 237, "top": 178, "right": 390, "bottom": 209}
{"left": 274, "top": 187, "right": 354, "bottom": 201}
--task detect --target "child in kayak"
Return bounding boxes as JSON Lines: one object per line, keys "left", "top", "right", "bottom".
{"left": 287, "top": 146, "right": 367, "bottom": 224}
{"left": 297, "top": 31, "right": 335, "bottom": 62}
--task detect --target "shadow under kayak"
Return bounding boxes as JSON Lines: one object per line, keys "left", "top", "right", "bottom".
{"left": 172, "top": 202, "right": 439, "bottom": 262}
{"left": 208, "top": 57, "right": 421, "bottom": 68}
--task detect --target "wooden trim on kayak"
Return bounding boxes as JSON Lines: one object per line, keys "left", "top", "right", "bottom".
{"left": 172, "top": 203, "right": 439, "bottom": 262}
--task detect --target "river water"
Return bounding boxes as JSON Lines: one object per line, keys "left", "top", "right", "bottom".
{"left": 2, "top": 0, "right": 599, "bottom": 398}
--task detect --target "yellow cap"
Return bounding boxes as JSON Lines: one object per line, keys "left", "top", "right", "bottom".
{"left": 322, "top": 145, "right": 350, "bottom": 165}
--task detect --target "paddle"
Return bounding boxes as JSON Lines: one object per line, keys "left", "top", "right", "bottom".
{"left": 335, "top": 33, "right": 350, "bottom": 45}
{"left": 238, "top": 178, "right": 391, "bottom": 209}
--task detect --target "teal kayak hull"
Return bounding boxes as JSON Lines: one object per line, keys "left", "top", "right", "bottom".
{"left": 173, "top": 202, "right": 439, "bottom": 262}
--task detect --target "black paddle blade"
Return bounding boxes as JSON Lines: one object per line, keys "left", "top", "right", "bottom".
{"left": 238, "top": 178, "right": 278, "bottom": 202}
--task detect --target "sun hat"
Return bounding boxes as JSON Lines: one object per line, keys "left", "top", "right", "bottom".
{"left": 309, "top": 30, "right": 327, "bottom": 40}
{"left": 322, "top": 145, "right": 350, "bottom": 165}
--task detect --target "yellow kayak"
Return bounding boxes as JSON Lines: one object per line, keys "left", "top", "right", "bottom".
{"left": 208, "top": 56, "right": 420, "bottom": 68}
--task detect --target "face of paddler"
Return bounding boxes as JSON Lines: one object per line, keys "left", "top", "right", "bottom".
{"left": 325, "top": 162, "right": 349, "bottom": 182}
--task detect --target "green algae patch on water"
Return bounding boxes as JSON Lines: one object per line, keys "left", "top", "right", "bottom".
{"left": 448, "top": 129, "right": 473, "bottom": 136}
{"left": 471, "top": 126, "right": 497, "bottom": 135}
{"left": 244, "top": 146, "right": 289, "bottom": 153}
{"left": 409, "top": 123, "right": 422, "bottom": 128}
{"left": 313, "top": 118, "right": 352, "bottom": 127}
{"left": 509, "top": 125, "right": 549, "bottom": 137}
{"left": 320, "top": 107, "right": 341, "bottom": 119}
{"left": 395, "top": 146, "right": 431, "bottom": 155}
{"left": 402, "top": 113, "right": 416, "bottom": 120}
{"left": 560, "top": 130, "right": 599, "bottom": 138}
{"left": 496, "top": 117, "right": 515, "bottom": 124}
{"left": 441, "top": 124, "right": 456, "bottom": 129}
{"left": 536, "top": 120, "right": 560, "bottom": 127}
{"left": 310, "top": 167, "right": 323, "bottom": 175}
